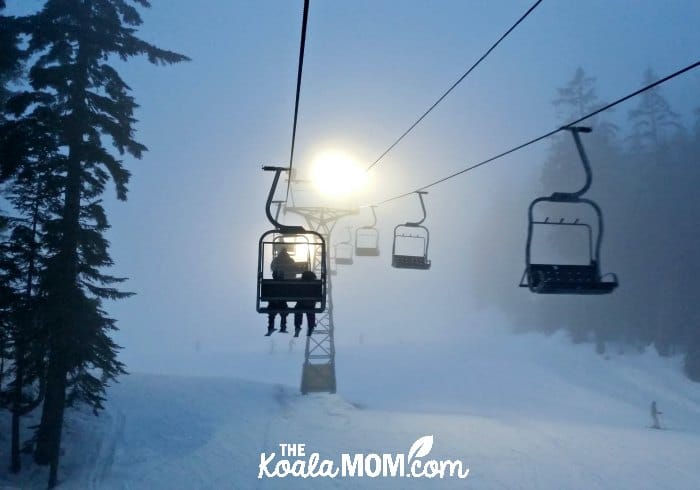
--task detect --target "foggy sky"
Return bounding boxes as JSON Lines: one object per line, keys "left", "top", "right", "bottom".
{"left": 6, "top": 1, "right": 700, "bottom": 375}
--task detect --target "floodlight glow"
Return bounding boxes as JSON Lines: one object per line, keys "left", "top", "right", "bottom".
{"left": 312, "top": 151, "right": 366, "bottom": 196}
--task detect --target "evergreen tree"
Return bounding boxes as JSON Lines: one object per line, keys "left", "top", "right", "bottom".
{"left": 0, "top": 4, "right": 37, "bottom": 471}
{"left": 1, "top": 147, "right": 59, "bottom": 472}
{"left": 545, "top": 67, "right": 618, "bottom": 192}
{"left": 0, "top": 1, "right": 21, "bottom": 101}
{"left": 0, "top": 2, "right": 25, "bottom": 181}
{"left": 3, "top": 1, "right": 188, "bottom": 486}
{"left": 627, "top": 68, "right": 682, "bottom": 153}
{"left": 553, "top": 67, "right": 618, "bottom": 138}
{"left": 685, "top": 337, "right": 700, "bottom": 382}
{"left": 536, "top": 68, "right": 623, "bottom": 348}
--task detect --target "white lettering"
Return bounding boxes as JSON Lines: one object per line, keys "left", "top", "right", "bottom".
{"left": 307, "top": 453, "right": 320, "bottom": 477}
{"left": 258, "top": 437, "right": 468, "bottom": 480}
{"left": 276, "top": 460, "right": 291, "bottom": 477}
{"left": 291, "top": 460, "right": 305, "bottom": 477}
{"left": 258, "top": 453, "right": 276, "bottom": 479}
{"left": 319, "top": 459, "right": 339, "bottom": 477}
{"left": 364, "top": 454, "right": 382, "bottom": 477}
{"left": 423, "top": 460, "right": 439, "bottom": 478}
{"left": 341, "top": 453, "right": 364, "bottom": 477}
{"left": 382, "top": 453, "right": 404, "bottom": 477}
{"left": 439, "top": 460, "right": 470, "bottom": 479}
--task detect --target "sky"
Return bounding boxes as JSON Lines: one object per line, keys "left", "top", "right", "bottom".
{"left": 5, "top": 1, "right": 700, "bottom": 374}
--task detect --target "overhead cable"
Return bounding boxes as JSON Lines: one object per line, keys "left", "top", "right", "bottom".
{"left": 365, "top": 0, "right": 544, "bottom": 172}
{"left": 372, "top": 60, "right": 700, "bottom": 206}
{"left": 285, "top": 0, "right": 311, "bottom": 203}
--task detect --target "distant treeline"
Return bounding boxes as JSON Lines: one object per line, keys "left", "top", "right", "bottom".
{"left": 470, "top": 67, "right": 700, "bottom": 381}
{"left": 0, "top": 1, "right": 187, "bottom": 488}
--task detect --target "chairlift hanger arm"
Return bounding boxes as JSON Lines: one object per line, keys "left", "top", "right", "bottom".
{"left": 551, "top": 126, "right": 593, "bottom": 201}
{"left": 272, "top": 200, "right": 284, "bottom": 222}
{"left": 358, "top": 205, "right": 378, "bottom": 228}
{"left": 369, "top": 206, "right": 377, "bottom": 227}
{"left": 263, "top": 166, "right": 304, "bottom": 232}
{"left": 406, "top": 191, "right": 428, "bottom": 226}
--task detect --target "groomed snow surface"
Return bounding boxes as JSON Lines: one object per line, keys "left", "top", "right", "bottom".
{"left": 1, "top": 327, "right": 699, "bottom": 489}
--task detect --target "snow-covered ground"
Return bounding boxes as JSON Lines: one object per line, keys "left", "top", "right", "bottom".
{"left": 2, "top": 328, "right": 700, "bottom": 489}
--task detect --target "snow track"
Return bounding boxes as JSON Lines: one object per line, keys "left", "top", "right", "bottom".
{"left": 2, "top": 331, "right": 700, "bottom": 489}
{"left": 85, "top": 410, "right": 125, "bottom": 489}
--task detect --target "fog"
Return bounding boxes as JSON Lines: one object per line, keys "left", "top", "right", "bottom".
{"left": 13, "top": 1, "right": 695, "bottom": 375}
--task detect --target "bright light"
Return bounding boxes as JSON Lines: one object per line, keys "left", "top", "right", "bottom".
{"left": 311, "top": 150, "right": 366, "bottom": 196}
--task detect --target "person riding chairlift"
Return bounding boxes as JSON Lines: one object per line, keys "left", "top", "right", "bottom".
{"left": 265, "top": 247, "right": 296, "bottom": 336}
{"left": 294, "top": 270, "right": 317, "bottom": 338}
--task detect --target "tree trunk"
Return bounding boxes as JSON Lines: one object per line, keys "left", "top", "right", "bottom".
{"left": 11, "top": 195, "right": 40, "bottom": 473}
{"left": 34, "top": 355, "right": 67, "bottom": 468}
{"left": 11, "top": 352, "right": 24, "bottom": 473}
{"left": 34, "top": 154, "right": 81, "bottom": 484}
{"left": 47, "top": 368, "right": 67, "bottom": 489}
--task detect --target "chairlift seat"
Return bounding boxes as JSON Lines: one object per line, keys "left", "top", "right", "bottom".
{"left": 524, "top": 263, "right": 617, "bottom": 294}
{"left": 392, "top": 254, "right": 431, "bottom": 270}
{"left": 355, "top": 246, "right": 380, "bottom": 257}
{"left": 258, "top": 278, "right": 324, "bottom": 313}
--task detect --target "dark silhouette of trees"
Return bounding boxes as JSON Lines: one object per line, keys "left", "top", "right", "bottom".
{"left": 0, "top": 1, "right": 188, "bottom": 487}
{"left": 530, "top": 67, "right": 700, "bottom": 373}
{"left": 627, "top": 68, "right": 682, "bottom": 154}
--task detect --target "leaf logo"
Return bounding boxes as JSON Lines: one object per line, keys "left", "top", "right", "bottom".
{"left": 408, "top": 435, "right": 434, "bottom": 461}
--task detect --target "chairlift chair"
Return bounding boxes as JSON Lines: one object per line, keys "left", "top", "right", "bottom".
{"left": 355, "top": 206, "right": 380, "bottom": 256}
{"left": 520, "top": 127, "right": 618, "bottom": 294}
{"left": 257, "top": 167, "right": 327, "bottom": 313}
{"left": 334, "top": 226, "right": 354, "bottom": 265}
{"left": 392, "top": 191, "right": 431, "bottom": 270}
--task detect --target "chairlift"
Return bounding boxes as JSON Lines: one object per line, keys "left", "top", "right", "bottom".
{"left": 520, "top": 127, "right": 618, "bottom": 294}
{"left": 257, "top": 167, "right": 326, "bottom": 313}
{"left": 334, "top": 226, "right": 354, "bottom": 265}
{"left": 392, "top": 191, "right": 431, "bottom": 270}
{"left": 355, "top": 206, "right": 380, "bottom": 256}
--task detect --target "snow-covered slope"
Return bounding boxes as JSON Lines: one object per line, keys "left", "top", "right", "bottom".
{"left": 2, "top": 329, "right": 700, "bottom": 489}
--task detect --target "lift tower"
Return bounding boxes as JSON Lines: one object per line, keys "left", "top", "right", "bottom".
{"left": 284, "top": 205, "right": 357, "bottom": 394}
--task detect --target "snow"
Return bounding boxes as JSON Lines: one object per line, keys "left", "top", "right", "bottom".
{"left": 1, "top": 328, "right": 700, "bottom": 489}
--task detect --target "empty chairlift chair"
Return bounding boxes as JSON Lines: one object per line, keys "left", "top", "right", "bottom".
{"left": 257, "top": 167, "right": 327, "bottom": 314}
{"left": 355, "top": 206, "right": 380, "bottom": 256}
{"left": 328, "top": 247, "right": 338, "bottom": 276}
{"left": 392, "top": 191, "right": 431, "bottom": 270}
{"left": 334, "top": 227, "right": 354, "bottom": 265}
{"left": 520, "top": 127, "right": 618, "bottom": 295}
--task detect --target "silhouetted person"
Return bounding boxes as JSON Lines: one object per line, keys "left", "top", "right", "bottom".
{"left": 294, "top": 270, "right": 317, "bottom": 337}
{"left": 271, "top": 247, "right": 296, "bottom": 277}
{"left": 266, "top": 247, "right": 295, "bottom": 335}
{"left": 650, "top": 400, "right": 662, "bottom": 429}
